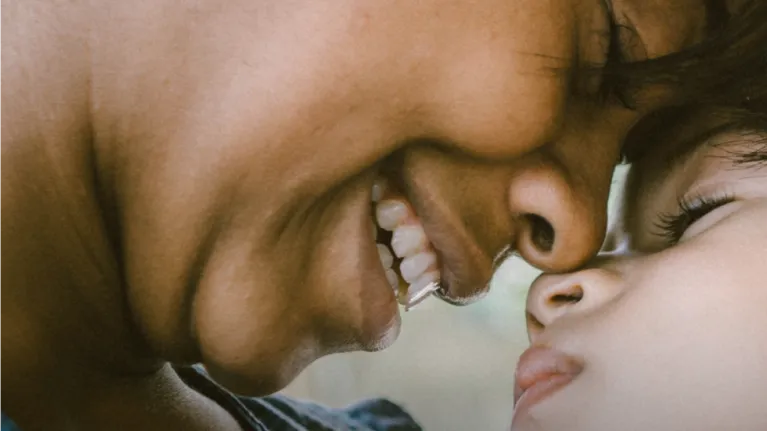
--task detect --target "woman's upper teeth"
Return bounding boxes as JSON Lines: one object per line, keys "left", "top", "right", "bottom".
{"left": 391, "top": 225, "right": 428, "bottom": 257}
{"left": 375, "top": 200, "right": 408, "bottom": 230}
{"left": 405, "top": 270, "right": 440, "bottom": 309}
{"left": 400, "top": 252, "right": 437, "bottom": 283}
{"left": 371, "top": 177, "right": 387, "bottom": 203}
{"left": 373, "top": 183, "right": 441, "bottom": 309}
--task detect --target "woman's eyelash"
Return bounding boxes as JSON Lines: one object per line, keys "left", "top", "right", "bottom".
{"left": 599, "top": 70, "right": 633, "bottom": 109}
{"left": 654, "top": 193, "right": 736, "bottom": 245}
{"left": 598, "top": 10, "right": 638, "bottom": 110}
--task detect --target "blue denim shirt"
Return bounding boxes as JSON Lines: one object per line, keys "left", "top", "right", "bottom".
{"left": 1, "top": 413, "right": 19, "bottom": 431}
{"left": 2, "top": 365, "right": 422, "bottom": 431}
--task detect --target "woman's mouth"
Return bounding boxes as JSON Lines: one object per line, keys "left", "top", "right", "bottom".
{"left": 512, "top": 346, "right": 583, "bottom": 425}
{"left": 371, "top": 177, "right": 442, "bottom": 310}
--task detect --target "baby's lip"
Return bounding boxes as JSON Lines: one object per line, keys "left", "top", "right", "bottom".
{"left": 513, "top": 345, "right": 583, "bottom": 419}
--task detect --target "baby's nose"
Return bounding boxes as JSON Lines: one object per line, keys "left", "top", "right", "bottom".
{"left": 525, "top": 266, "right": 623, "bottom": 343}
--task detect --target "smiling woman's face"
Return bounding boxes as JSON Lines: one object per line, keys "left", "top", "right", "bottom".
{"left": 76, "top": 0, "right": 717, "bottom": 394}
{"left": 519, "top": 118, "right": 767, "bottom": 430}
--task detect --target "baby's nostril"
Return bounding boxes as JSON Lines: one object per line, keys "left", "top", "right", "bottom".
{"left": 549, "top": 285, "right": 584, "bottom": 306}
{"left": 526, "top": 311, "right": 545, "bottom": 331}
{"left": 526, "top": 214, "right": 555, "bottom": 253}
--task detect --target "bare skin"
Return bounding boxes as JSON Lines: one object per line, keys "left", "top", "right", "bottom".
{"left": 2, "top": 0, "right": 712, "bottom": 429}
{"left": 518, "top": 117, "right": 767, "bottom": 431}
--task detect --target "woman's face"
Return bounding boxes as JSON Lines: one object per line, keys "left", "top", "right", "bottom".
{"left": 100, "top": 0, "right": 714, "bottom": 394}
{"left": 516, "top": 116, "right": 767, "bottom": 430}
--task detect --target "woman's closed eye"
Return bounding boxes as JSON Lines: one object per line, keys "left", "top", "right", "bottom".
{"left": 654, "top": 192, "right": 736, "bottom": 246}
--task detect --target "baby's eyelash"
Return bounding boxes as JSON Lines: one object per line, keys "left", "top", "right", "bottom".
{"left": 654, "top": 193, "right": 735, "bottom": 245}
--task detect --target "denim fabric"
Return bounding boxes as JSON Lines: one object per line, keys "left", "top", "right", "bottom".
{"left": 2, "top": 366, "right": 422, "bottom": 431}
{"left": 1, "top": 413, "right": 21, "bottom": 431}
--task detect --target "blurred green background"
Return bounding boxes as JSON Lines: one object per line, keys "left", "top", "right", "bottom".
{"left": 280, "top": 166, "right": 628, "bottom": 430}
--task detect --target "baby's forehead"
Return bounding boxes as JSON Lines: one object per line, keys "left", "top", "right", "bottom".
{"left": 618, "top": 106, "right": 752, "bottom": 200}
{"left": 611, "top": 116, "right": 710, "bottom": 229}
{"left": 611, "top": 127, "right": 766, "bottom": 245}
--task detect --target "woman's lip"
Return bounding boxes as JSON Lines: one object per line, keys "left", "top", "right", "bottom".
{"left": 355, "top": 192, "right": 402, "bottom": 350}
{"left": 404, "top": 191, "right": 494, "bottom": 305}
{"left": 512, "top": 346, "right": 583, "bottom": 423}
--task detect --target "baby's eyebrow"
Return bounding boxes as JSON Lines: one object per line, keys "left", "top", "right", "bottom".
{"left": 660, "top": 125, "right": 730, "bottom": 169}
{"left": 622, "top": 107, "right": 759, "bottom": 177}
{"left": 619, "top": 107, "right": 687, "bottom": 164}
{"left": 616, "top": 113, "right": 765, "bottom": 233}
{"left": 619, "top": 107, "right": 723, "bottom": 175}
{"left": 712, "top": 132, "right": 767, "bottom": 169}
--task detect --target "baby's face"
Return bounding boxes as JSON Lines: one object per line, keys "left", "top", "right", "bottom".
{"left": 513, "top": 111, "right": 767, "bottom": 431}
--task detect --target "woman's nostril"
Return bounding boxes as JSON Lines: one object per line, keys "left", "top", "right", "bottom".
{"left": 526, "top": 214, "right": 555, "bottom": 253}
{"left": 548, "top": 285, "right": 584, "bottom": 306}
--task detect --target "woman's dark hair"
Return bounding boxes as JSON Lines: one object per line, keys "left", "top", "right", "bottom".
{"left": 606, "top": 0, "right": 767, "bottom": 163}
{"left": 611, "top": 0, "right": 766, "bottom": 116}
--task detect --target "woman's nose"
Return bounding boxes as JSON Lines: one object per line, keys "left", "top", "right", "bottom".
{"left": 525, "top": 265, "right": 623, "bottom": 343}
{"left": 507, "top": 152, "right": 612, "bottom": 274}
